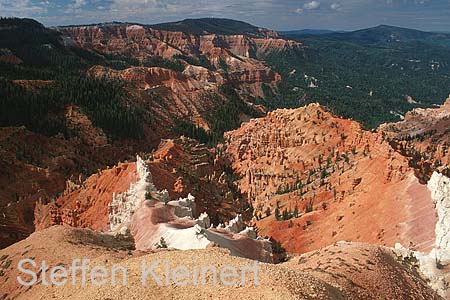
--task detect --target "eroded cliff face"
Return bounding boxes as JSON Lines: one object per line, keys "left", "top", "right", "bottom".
{"left": 394, "top": 172, "right": 450, "bottom": 298}
{"left": 34, "top": 146, "right": 271, "bottom": 262}
{"left": 34, "top": 162, "right": 138, "bottom": 232}
{"left": 88, "top": 65, "right": 223, "bottom": 131}
{"left": 34, "top": 137, "right": 249, "bottom": 232}
{"left": 59, "top": 23, "right": 295, "bottom": 113}
{"left": 380, "top": 97, "right": 450, "bottom": 181}
{"left": 0, "top": 125, "right": 134, "bottom": 248}
{"left": 58, "top": 24, "right": 300, "bottom": 61}
{"left": 58, "top": 23, "right": 292, "bottom": 88}
{"left": 224, "top": 104, "right": 437, "bottom": 253}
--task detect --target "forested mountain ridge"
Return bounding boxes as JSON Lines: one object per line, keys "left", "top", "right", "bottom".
{"left": 273, "top": 25, "right": 450, "bottom": 128}
{"left": 149, "top": 18, "right": 273, "bottom": 36}
{"left": 323, "top": 24, "right": 450, "bottom": 47}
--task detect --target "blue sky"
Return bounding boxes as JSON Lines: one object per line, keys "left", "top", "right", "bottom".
{"left": 1, "top": 0, "right": 449, "bottom": 31}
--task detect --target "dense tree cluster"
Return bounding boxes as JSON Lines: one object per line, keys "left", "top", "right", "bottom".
{"left": 174, "top": 85, "right": 261, "bottom": 145}
{"left": 0, "top": 18, "right": 143, "bottom": 140}
{"left": 0, "top": 76, "right": 142, "bottom": 139}
{"left": 264, "top": 33, "right": 450, "bottom": 128}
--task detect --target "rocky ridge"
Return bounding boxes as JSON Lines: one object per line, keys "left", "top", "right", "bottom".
{"left": 380, "top": 97, "right": 450, "bottom": 180}
{"left": 224, "top": 104, "right": 437, "bottom": 253}
{"left": 0, "top": 226, "right": 442, "bottom": 300}
{"left": 34, "top": 138, "right": 270, "bottom": 260}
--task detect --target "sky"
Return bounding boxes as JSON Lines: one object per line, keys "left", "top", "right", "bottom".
{"left": 1, "top": 0, "right": 450, "bottom": 31}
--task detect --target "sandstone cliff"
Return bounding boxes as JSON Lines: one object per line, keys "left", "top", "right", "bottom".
{"left": 380, "top": 97, "right": 450, "bottom": 181}
{"left": 224, "top": 104, "right": 437, "bottom": 253}
{"left": 0, "top": 125, "right": 135, "bottom": 248}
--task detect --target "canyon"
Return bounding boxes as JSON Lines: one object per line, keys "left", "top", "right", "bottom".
{"left": 58, "top": 21, "right": 300, "bottom": 131}
{"left": 1, "top": 19, "right": 300, "bottom": 248}
{"left": 25, "top": 101, "right": 450, "bottom": 297}
{"left": 1, "top": 17, "right": 450, "bottom": 299}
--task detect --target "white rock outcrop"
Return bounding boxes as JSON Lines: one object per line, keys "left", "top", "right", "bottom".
{"left": 225, "top": 214, "right": 245, "bottom": 233}
{"left": 108, "top": 156, "right": 272, "bottom": 262}
{"left": 109, "top": 155, "right": 156, "bottom": 232}
{"left": 428, "top": 171, "right": 450, "bottom": 264}
{"left": 167, "top": 193, "right": 196, "bottom": 218}
{"left": 394, "top": 171, "right": 450, "bottom": 298}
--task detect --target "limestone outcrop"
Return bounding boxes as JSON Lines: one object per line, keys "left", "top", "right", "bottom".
{"left": 394, "top": 171, "right": 450, "bottom": 298}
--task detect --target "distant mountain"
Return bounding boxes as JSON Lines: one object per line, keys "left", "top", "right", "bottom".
{"left": 280, "top": 29, "right": 339, "bottom": 35}
{"left": 58, "top": 18, "right": 272, "bottom": 37}
{"left": 323, "top": 25, "right": 450, "bottom": 47}
{"left": 267, "top": 24, "right": 450, "bottom": 128}
{"left": 149, "top": 18, "right": 266, "bottom": 36}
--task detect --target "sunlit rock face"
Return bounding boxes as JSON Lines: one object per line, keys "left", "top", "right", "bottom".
{"left": 428, "top": 171, "right": 450, "bottom": 264}
{"left": 380, "top": 97, "right": 450, "bottom": 182}
{"left": 106, "top": 155, "right": 273, "bottom": 262}
{"left": 224, "top": 103, "right": 437, "bottom": 254}
{"left": 395, "top": 171, "right": 450, "bottom": 299}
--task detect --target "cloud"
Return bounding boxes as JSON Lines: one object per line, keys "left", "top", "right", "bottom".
{"left": 66, "top": 0, "right": 88, "bottom": 13}
{"left": 304, "top": 0, "right": 320, "bottom": 10}
{"left": 330, "top": 2, "right": 341, "bottom": 10}
{"left": 5, "top": 0, "right": 450, "bottom": 32}
{"left": 102, "top": 0, "right": 266, "bottom": 20}
{"left": 0, "top": 0, "right": 47, "bottom": 17}
{"left": 72, "top": 0, "right": 87, "bottom": 9}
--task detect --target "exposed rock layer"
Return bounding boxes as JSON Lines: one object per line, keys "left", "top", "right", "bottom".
{"left": 380, "top": 98, "right": 450, "bottom": 180}
{"left": 225, "top": 104, "right": 437, "bottom": 253}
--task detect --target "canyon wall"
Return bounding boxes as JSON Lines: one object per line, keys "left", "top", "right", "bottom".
{"left": 380, "top": 97, "right": 450, "bottom": 181}
{"left": 224, "top": 104, "right": 437, "bottom": 253}
{"left": 59, "top": 23, "right": 298, "bottom": 128}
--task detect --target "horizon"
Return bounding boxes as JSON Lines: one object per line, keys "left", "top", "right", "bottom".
{"left": 0, "top": 0, "right": 449, "bottom": 32}
{"left": 1, "top": 16, "right": 449, "bottom": 34}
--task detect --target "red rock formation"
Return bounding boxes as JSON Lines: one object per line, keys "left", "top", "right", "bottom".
{"left": 0, "top": 123, "right": 138, "bottom": 248}
{"left": 0, "top": 48, "right": 22, "bottom": 65}
{"left": 34, "top": 137, "right": 245, "bottom": 232}
{"left": 224, "top": 104, "right": 437, "bottom": 254}
{"left": 35, "top": 162, "right": 138, "bottom": 231}
{"left": 65, "top": 105, "right": 108, "bottom": 146}
{"left": 380, "top": 97, "right": 450, "bottom": 179}
{"left": 58, "top": 24, "right": 301, "bottom": 62}
{"left": 59, "top": 23, "right": 296, "bottom": 116}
